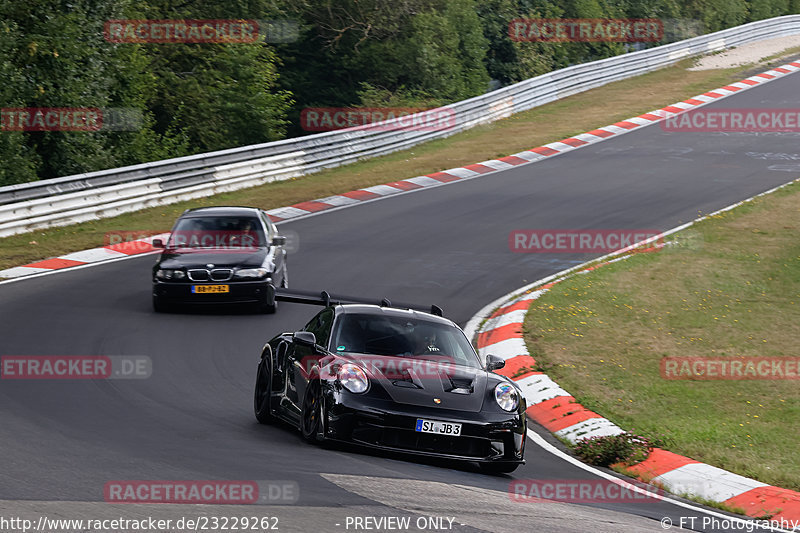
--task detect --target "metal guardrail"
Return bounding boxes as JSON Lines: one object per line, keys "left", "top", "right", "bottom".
{"left": 2, "top": 15, "right": 799, "bottom": 236}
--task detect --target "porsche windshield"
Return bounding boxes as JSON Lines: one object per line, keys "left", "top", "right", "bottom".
{"left": 167, "top": 216, "right": 266, "bottom": 248}
{"left": 331, "top": 313, "right": 482, "bottom": 369}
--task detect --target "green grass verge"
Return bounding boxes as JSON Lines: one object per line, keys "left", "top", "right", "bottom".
{"left": 523, "top": 181, "right": 800, "bottom": 491}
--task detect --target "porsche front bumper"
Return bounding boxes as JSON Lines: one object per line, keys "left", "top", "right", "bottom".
{"left": 323, "top": 392, "right": 525, "bottom": 465}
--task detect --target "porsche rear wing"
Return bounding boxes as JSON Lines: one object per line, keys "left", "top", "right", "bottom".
{"left": 275, "top": 288, "right": 443, "bottom": 317}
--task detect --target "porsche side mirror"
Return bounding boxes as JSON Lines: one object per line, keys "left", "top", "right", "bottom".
{"left": 292, "top": 331, "right": 316, "bottom": 347}
{"left": 152, "top": 238, "right": 164, "bottom": 248}
{"left": 272, "top": 235, "right": 287, "bottom": 246}
{"left": 486, "top": 354, "right": 505, "bottom": 371}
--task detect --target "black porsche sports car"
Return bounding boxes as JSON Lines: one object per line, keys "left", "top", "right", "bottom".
{"left": 253, "top": 291, "right": 526, "bottom": 473}
{"left": 151, "top": 206, "right": 288, "bottom": 313}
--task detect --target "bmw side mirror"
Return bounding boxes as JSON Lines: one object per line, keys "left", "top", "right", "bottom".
{"left": 486, "top": 354, "right": 505, "bottom": 371}
{"left": 272, "top": 235, "right": 287, "bottom": 246}
{"left": 152, "top": 238, "right": 164, "bottom": 248}
{"left": 292, "top": 331, "right": 316, "bottom": 347}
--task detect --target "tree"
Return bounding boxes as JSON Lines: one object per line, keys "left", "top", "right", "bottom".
{"left": 0, "top": 18, "right": 38, "bottom": 186}
{"left": 0, "top": 0, "right": 192, "bottom": 181}
{"left": 136, "top": 0, "right": 292, "bottom": 152}
{"left": 280, "top": 0, "right": 490, "bottom": 136}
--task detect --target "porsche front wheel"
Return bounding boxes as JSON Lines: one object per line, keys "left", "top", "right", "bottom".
{"left": 300, "top": 378, "right": 325, "bottom": 443}
{"left": 254, "top": 356, "right": 276, "bottom": 424}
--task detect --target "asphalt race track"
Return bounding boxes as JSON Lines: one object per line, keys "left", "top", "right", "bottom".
{"left": 1, "top": 70, "right": 799, "bottom": 532}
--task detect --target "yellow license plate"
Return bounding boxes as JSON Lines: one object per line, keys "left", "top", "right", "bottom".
{"left": 192, "top": 285, "right": 229, "bottom": 294}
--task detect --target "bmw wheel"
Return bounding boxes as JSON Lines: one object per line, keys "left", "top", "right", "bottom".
{"left": 152, "top": 294, "right": 169, "bottom": 313}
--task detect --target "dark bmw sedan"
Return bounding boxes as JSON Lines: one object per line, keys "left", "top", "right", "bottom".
{"left": 152, "top": 206, "right": 288, "bottom": 313}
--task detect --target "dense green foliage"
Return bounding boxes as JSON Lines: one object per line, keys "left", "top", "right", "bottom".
{"left": 0, "top": 0, "right": 797, "bottom": 185}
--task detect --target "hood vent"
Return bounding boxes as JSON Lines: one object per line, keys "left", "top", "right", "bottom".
{"left": 391, "top": 367, "right": 423, "bottom": 389}
{"left": 444, "top": 373, "right": 475, "bottom": 395}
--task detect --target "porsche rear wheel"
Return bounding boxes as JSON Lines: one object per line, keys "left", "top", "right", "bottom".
{"left": 300, "top": 378, "right": 324, "bottom": 443}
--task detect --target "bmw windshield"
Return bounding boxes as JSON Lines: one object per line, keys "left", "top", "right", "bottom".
{"left": 167, "top": 216, "right": 267, "bottom": 249}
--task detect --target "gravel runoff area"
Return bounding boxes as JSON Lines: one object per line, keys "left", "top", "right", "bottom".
{"left": 689, "top": 34, "right": 800, "bottom": 70}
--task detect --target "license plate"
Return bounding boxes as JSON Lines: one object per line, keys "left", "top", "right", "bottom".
{"left": 192, "top": 285, "right": 229, "bottom": 294}
{"left": 415, "top": 419, "right": 462, "bottom": 436}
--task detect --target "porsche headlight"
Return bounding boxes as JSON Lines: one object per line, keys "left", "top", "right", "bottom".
{"left": 494, "top": 382, "right": 519, "bottom": 412}
{"left": 337, "top": 363, "right": 369, "bottom": 393}
{"left": 234, "top": 268, "right": 270, "bottom": 279}
{"left": 155, "top": 269, "right": 185, "bottom": 280}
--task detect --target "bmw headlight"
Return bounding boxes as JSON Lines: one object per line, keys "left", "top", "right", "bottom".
{"left": 155, "top": 269, "right": 185, "bottom": 280}
{"left": 337, "top": 363, "right": 369, "bottom": 393}
{"left": 234, "top": 268, "right": 270, "bottom": 279}
{"left": 494, "top": 382, "right": 519, "bottom": 412}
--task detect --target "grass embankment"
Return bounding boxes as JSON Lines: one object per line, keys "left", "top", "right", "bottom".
{"left": 523, "top": 182, "right": 800, "bottom": 490}
{"left": 1, "top": 53, "right": 792, "bottom": 272}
